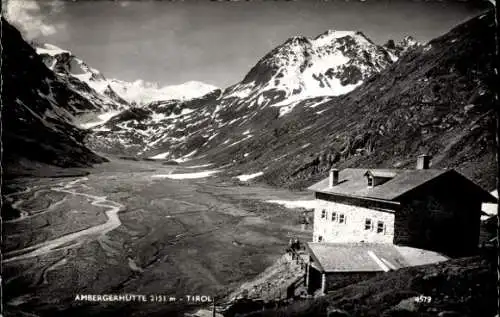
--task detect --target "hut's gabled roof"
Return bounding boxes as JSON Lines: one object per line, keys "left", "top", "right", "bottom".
{"left": 308, "top": 168, "right": 496, "bottom": 203}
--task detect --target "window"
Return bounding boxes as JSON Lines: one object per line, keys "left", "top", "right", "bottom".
{"left": 321, "top": 209, "right": 326, "bottom": 219}
{"left": 365, "top": 218, "right": 372, "bottom": 230}
{"left": 339, "top": 214, "right": 345, "bottom": 224}
{"left": 377, "top": 221, "right": 385, "bottom": 233}
{"left": 318, "top": 235, "right": 323, "bottom": 242}
{"left": 331, "top": 212, "right": 346, "bottom": 224}
{"left": 331, "top": 212, "right": 337, "bottom": 222}
{"left": 367, "top": 177, "right": 373, "bottom": 187}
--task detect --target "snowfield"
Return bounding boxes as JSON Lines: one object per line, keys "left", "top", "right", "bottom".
{"left": 265, "top": 199, "right": 319, "bottom": 210}
{"left": 481, "top": 190, "right": 498, "bottom": 221}
{"left": 236, "top": 172, "right": 264, "bottom": 181}
{"left": 172, "top": 150, "right": 198, "bottom": 163}
{"left": 80, "top": 111, "right": 121, "bottom": 129}
{"left": 185, "top": 164, "right": 214, "bottom": 169}
{"left": 152, "top": 170, "right": 219, "bottom": 179}
{"left": 149, "top": 152, "right": 170, "bottom": 160}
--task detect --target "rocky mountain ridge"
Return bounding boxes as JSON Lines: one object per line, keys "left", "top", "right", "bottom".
{"left": 1, "top": 18, "right": 107, "bottom": 176}
{"left": 88, "top": 11, "right": 496, "bottom": 191}
{"left": 85, "top": 30, "right": 420, "bottom": 161}
{"left": 221, "top": 30, "right": 418, "bottom": 115}
{"left": 36, "top": 44, "right": 130, "bottom": 113}
{"left": 238, "top": 11, "right": 497, "bottom": 190}
{"left": 36, "top": 44, "right": 218, "bottom": 107}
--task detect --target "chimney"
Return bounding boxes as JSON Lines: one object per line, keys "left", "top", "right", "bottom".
{"left": 416, "top": 154, "right": 431, "bottom": 170}
{"left": 329, "top": 168, "right": 339, "bottom": 187}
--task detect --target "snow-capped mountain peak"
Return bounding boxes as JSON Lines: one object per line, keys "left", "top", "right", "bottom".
{"left": 35, "top": 43, "right": 218, "bottom": 107}
{"left": 36, "top": 44, "right": 106, "bottom": 84}
{"left": 222, "top": 29, "right": 398, "bottom": 112}
{"left": 312, "top": 30, "right": 368, "bottom": 46}
{"left": 36, "top": 43, "right": 129, "bottom": 112}
{"left": 85, "top": 27, "right": 427, "bottom": 163}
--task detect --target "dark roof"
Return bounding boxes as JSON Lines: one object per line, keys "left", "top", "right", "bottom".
{"left": 306, "top": 242, "right": 449, "bottom": 273}
{"left": 308, "top": 168, "right": 496, "bottom": 203}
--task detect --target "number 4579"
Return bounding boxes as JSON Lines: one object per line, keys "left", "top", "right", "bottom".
{"left": 415, "top": 295, "right": 432, "bottom": 303}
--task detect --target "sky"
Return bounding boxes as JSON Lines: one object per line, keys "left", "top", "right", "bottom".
{"left": 3, "top": 0, "right": 490, "bottom": 89}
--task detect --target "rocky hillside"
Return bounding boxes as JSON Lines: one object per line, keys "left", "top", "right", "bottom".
{"left": 86, "top": 29, "right": 417, "bottom": 161}
{"left": 207, "top": 10, "right": 496, "bottom": 191}
{"left": 250, "top": 11, "right": 497, "bottom": 190}
{"left": 237, "top": 255, "right": 496, "bottom": 317}
{"left": 85, "top": 89, "right": 223, "bottom": 157}
{"left": 1, "top": 18, "right": 107, "bottom": 176}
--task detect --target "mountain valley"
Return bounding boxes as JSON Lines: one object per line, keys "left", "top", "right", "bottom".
{"left": 1, "top": 8, "right": 498, "bottom": 317}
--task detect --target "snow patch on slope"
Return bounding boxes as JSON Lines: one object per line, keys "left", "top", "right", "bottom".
{"left": 265, "top": 200, "right": 319, "bottom": 210}
{"left": 152, "top": 170, "right": 219, "bottom": 179}
{"left": 185, "top": 163, "right": 214, "bottom": 169}
{"left": 149, "top": 152, "right": 171, "bottom": 160}
{"left": 80, "top": 111, "right": 121, "bottom": 129}
{"left": 172, "top": 150, "right": 198, "bottom": 163}
{"left": 482, "top": 190, "right": 498, "bottom": 221}
{"left": 236, "top": 172, "right": 264, "bottom": 181}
